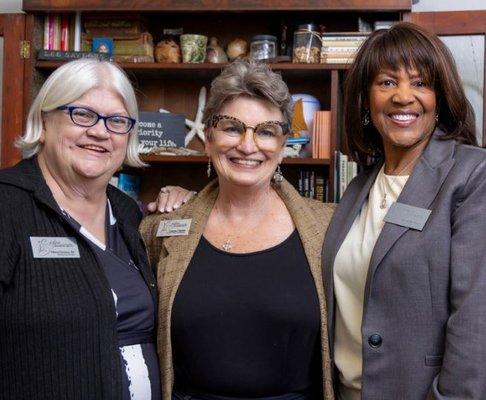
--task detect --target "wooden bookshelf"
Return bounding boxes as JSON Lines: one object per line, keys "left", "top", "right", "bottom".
{"left": 6, "top": 0, "right": 413, "bottom": 201}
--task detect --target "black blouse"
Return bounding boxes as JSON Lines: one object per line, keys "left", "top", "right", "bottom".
{"left": 171, "top": 230, "right": 321, "bottom": 398}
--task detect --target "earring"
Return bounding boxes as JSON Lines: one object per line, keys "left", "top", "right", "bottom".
{"left": 435, "top": 113, "right": 439, "bottom": 123}
{"left": 362, "top": 109, "right": 370, "bottom": 126}
{"left": 207, "top": 159, "right": 212, "bottom": 178}
{"left": 273, "top": 164, "right": 283, "bottom": 184}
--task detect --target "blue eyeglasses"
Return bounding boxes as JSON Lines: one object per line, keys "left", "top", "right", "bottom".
{"left": 57, "top": 106, "right": 136, "bottom": 135}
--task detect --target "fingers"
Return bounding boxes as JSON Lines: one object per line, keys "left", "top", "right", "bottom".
{"left": 152, "top": 186, "right": 195, "bottom": 213}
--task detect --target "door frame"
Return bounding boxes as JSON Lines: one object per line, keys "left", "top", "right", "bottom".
{"left": 0, "top": 13, "right": 26, "bottom": 167}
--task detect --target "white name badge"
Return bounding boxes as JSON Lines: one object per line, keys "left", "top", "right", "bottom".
{"left": 156, "top": 219, "right": 192, "bottom": 237}
{"left": 30, "top": 237, "right": 80, "bottom": 258}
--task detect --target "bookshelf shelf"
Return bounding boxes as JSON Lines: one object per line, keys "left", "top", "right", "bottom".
{"left": 141, "top": 155, "right": 330, "bottom": 165}
{"left": 23, "top": 0, "right": 411, "bottom": 12}
{"left": 35, "top": 61, "right": 352, "bottom": 72}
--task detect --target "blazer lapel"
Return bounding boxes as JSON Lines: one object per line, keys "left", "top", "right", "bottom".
{"left": 322, "top": 163, "right": 381, "bottom": 351}
{"left": 364, "top": 135, "right": 456, "bottom": 302}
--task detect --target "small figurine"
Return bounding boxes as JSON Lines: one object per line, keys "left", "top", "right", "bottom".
{"left": 205, "top": 37, "right": 228, "bottom": 63}
{"left": 226, "top": 38, "right": 248, "bottom": 60}
{"left": 155, "top": 38, "right": 181, "bottom": 63}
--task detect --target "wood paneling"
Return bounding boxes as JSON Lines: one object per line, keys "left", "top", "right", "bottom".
{"left": 407, "top": 11, "right": 486, "bottom": 35}
{"left": 23, "top": 0, "right": 411, "bottom": 12}
{"left": 0, "top": 14, "right": 26, "bottom": 167}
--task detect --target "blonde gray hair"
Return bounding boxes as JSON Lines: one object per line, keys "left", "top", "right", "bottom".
{"left": 203, "top": 58, "right": 293, "bottom": 130}
{"left": 17, "top": 58, "right": 145, "bottom": 167}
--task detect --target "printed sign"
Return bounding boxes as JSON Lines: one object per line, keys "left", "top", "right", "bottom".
{"left": 138, "top": 111, "right": 186, "bottom": 150}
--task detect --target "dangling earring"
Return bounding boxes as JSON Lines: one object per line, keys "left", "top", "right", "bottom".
{"left": 435, "top": 113, "right": 439, "bottom": 123}
{"left": 207, "top": 159, "right": 212, "bottom": 178}
{"left": 362, "top": 109, "right": 370, "bottom": 126}
{"left": 273, "top": 164, "right": 283, "bottom": 184}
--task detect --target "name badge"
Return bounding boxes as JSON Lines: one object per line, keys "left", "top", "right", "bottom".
{"left": 30, "top": 237, "right": 80, "bottom": 258}
{"left": 156, "top": 219, "right": 192, "bottom": 237}
{"left": 384, "top": 202, "right": 431, "bottom": 231}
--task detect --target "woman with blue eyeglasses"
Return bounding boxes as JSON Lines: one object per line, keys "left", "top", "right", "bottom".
{"left": 0, "top": 59, "right": 162, "bottom": 400}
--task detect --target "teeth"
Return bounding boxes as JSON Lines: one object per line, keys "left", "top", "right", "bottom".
{"left": 81, "top": 145, "right": 106, "bottom": 152}
{"left": 232, "top": 158, "right": 261, "bottom": 166}
{"left": 391, "top": 114, "right": 417, "bottom": 121}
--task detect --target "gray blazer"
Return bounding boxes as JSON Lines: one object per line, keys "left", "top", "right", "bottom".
{"left": 322, "top": 131, "right": 486, "bottom": 399}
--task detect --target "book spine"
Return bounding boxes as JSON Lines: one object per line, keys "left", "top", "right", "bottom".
{"left": 43, "top": 15, "right": 50, "bottom": 50}
{"left": 298, "top": 170, "right": 304, "bottom": 196}
{"left": 334, "top": 150, "right": 340, "bottom": 202}
{"left": 53, "top": 14, "right": 62, "bottom": 50}
{"left": 310, "top": 171, "right": 315, "bottom": 199}
{"left": 321, "top": 46, "right": 360, "bottom": 53}
{"left": 315, "top": 176, "right": 324, "bottom": 202}
{"left": 339, "top": 153, "right": 348, "bottom": 200}
{"left": 321, "top": 58, "right": 355, "bottom": 64}
{"left": 48, "top": 14, "right": 55, "bottom": 50}
{"left": 60, "top": 14, "right": 69, "bottom": 51}
{"left": 74, "top": 11, "right": 82, "bottom": 51}
{"left": 37, "top": 49, "right": 110, "bottom": 61}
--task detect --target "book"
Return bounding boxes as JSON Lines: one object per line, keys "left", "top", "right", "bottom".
{"left": 118, "top": 173, "right": 141, "bottom": 201}
{"left": 339, "top": 154, "right": 348, "bottom": 199}
{"left": 43, "top": 15, "right": 50, "bottom": 50}
{"left": 313, "top": 111, "right": 331, "bottom": 159}
{"left": 60, "top": 14, "right": 70, "bottom": 51}
{"left": 37, "top": 49, "right": 110, "bottom": 61}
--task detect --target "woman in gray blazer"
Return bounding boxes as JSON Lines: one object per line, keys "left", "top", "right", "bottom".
{"left": 322, "top": 22, "right": 486, "bottom": 399}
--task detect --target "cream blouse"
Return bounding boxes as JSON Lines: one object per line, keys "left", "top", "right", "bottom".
{"left": 333, "top": 166, "right": 409, "bottom": 400}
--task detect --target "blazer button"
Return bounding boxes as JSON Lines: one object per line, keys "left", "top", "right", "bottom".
{"left": 368, "top": 334, "right": 382, "bottom": 348}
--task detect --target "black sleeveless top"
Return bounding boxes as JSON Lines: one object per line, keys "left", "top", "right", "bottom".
{"left": 171, "top": 230, "right": 321, "bottom": 398}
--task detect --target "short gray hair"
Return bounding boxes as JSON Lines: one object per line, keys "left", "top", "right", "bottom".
{"left": 203, "top": 59, "right": 293, "bottom": 129}
{"left": 17, "top": 58, "right": 145, "bottom": 167}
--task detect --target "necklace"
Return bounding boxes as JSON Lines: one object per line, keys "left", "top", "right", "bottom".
{"left": 380, "top": 154, "right": 421, "bottom": 209}
{"left": 213, "top": 191, "right": 274, "bottom": 252}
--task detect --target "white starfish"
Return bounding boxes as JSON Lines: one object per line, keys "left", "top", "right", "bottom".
{"left": 159, "top": 86, "right": 207, "bottom": 146}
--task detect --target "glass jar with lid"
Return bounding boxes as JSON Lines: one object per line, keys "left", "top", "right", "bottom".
{"left": 250, "top": 35, "right": 277, "bottom": 61}
{"left": 293, "top": 24, "right": 321, "bottom": 63}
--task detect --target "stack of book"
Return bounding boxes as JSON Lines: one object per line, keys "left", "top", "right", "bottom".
{"left": 320, "top": 32, "right": 369, "bottom": 64}
{"left": 298, "top": 171, "right": 329, "bottom": 202}
{"left": 81, "top": 15, "right": 154, "bottom": 63}
{"left": 311, "top": 110, "right": 331, "bottom": 159}
{"left": 43, "top": 13, "right": 71, "bottom": 51}
{"left": 334, "top": 151, "right": 358, "bottom": 201}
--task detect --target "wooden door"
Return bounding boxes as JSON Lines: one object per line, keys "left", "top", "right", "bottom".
{"left": 0, "top": 13, "right": 26, "bottom": 167}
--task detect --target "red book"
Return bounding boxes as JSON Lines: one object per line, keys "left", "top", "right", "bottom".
{"left": 60, "top": 14, "right": 70, "bottom": 51}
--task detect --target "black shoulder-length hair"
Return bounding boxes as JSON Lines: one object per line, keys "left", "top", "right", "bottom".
{"left": 344, "top": 22, "right": 477, "bottom": 166}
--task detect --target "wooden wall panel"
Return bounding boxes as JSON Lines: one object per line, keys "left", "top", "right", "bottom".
{"left": 0, "top": 14, "right": 26, "bottom": 167}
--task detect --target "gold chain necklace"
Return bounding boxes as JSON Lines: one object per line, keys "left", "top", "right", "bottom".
{"left": 380, "top": 154, "right": 421, "bottom": 209}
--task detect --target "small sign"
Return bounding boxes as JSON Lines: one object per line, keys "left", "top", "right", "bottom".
{"left": 156, "top": 219, "right": 192, "bottom": 237}
{"left": 30, "top": 237, "right": 80, "bottom": 258}
{"left": 138, "top": 111, "right": 186, "bottom": 150}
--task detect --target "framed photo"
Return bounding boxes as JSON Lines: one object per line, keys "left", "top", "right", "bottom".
{"left": 92, "top": 37, "right": 113, "bottom": 56}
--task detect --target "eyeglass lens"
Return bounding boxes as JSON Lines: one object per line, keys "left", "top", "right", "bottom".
{"left": 214, "top": 117, "right": 285, "bottom": 149}
{"left": 70, "top": 107, "right": 132, "bottom": 134}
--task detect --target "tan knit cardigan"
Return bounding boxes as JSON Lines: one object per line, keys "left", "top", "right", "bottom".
{"left": 140, "top": 179, "right": 335, "bottom": 400}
